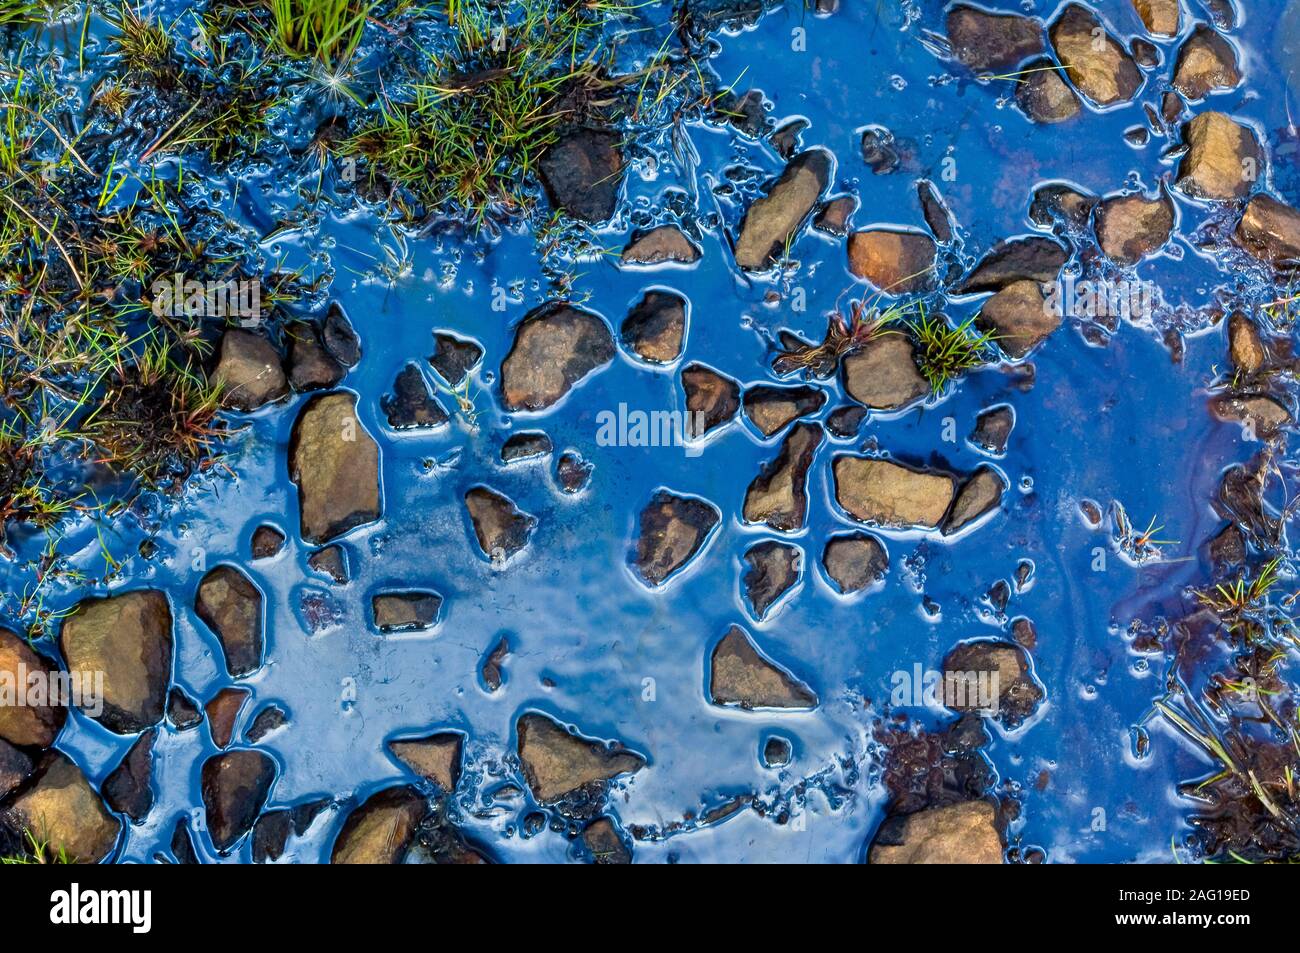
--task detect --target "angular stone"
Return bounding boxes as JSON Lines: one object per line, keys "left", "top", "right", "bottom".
{"left": 287, "top": 322, "right": 344, "bottom": 392}
{"left": 205, "top": 687, "right": 249, "bottom": 749}
{"left": 1173, "top": 24, "right": 1241, "bottom": 100}
{"left": 250, "top": 525, "right": 285, "bottom": 559}
{"left": 709, "top": 626, "right": 817, "bottom": 710}
{"left": 946, "top": 4, "right": 1044, "bottom": 72}
{"left": 917, "top": 180, "right": 954, "bottom": 243}
{"left": 501, "top": 431, "right": 553, "bottom": 463}
{"left": 1029, "top": 184, "right": 1097, "bottom": 230}
{"left": 943, "top": 639, "right": 1044, "bottom": 726}
{"left": 201, "top": 749, "right": 276, "bottom": 853}
{"left": 814, "top": 194, "right": 857, "bottom": 235}
{"left": 322, "top": 302, "right": 362, "bottom": 367}
{"left": 196, "top": 565, "right": 263, "bottom": 677}
{"left": 681, "top": 364, "right": 740, "bottom": 437}
{"left": 246, "top": 705, "right": 288, "bottom": 743}
{"left": 102, "top": 727, "right": 155, "bottom": 823}
{"left": 387, "top": 732, "right": 463, "bottom": 791}
{"left": 1211, "top": 395, "right": 1291, "bottom": 437}
{"left": 763, "top": 736, "right": 792, "bottom": 767}
{"left": 742, "top": 540, "right": 801, "bottom": 618}
{"left": 822, "top": 533, "right": 889, "bottom": 594}
{"left": 1132, "top": 0, "right": 1181, "bottom": 37}
{"left": 742, "top": 422, "right": 823, "bottom": 532}
{"left": 621, "top": 226, "right": 700, "bottom": 265}
{"left": 632, "top": 490, "right": 720, "bottom": 586}
{"left": 869, "top": 800, "right": 1003, "bottom": 864}
{"left": 371, "top": 591, "right": 443, "bottom": 632}
{"left": 1096, "top": 190, "right": 1175, "bottom": 265}
{"left": 582, "top": 817, "right": 631, "bottom": 864}
{"left": 1016, "top": 58, "right": 1081, "bottom": 123}
{"left": 0, "top": 629, "right": 66, "bottom": 747}
{"left": 516, "top": 712, "right": 645, "bottom": 803}
{"left": 970, "top": 405, "right": 1014, "bottom": 454}
{"left": 942, "top": 467, "right": 1007, "bottom": 535}
{"left": 480, "top": 636, "right": 509, "bottom": 692}
{"left": 977, "top": 280, "right": 1058, "bottom": 359}
{"left": 428, "top": 332, "right": 483, "bottom": 388}
{"left": 212, "top": 330, "right": 287, "bottom": 412}
{"left": 167, "top": 687, "right": 202, "bottom": 730}
{"left": 331, "top": 785, "right": 427, "bottom": 864}
{"left": 847, "top": 229, "right": 936, "bottom": 294}
{"left": 464, "top": 487, "right": 536, "bottom": 562}
{"left": 60, "top": 590, "right": 172, "bottom": 735}
{"left": 1234, "top": 196, "right": 1300, "bottom": 268}
{"left": 842, "top": 335, "right": 928, "bottom": 410}
{"left": 826, "top": 404, "right": 868, "bottom": 438}
{"left": 1, "top": 751, "right": 119, "bottom": 862}
{"left": 1177, "top": 112, "right": 1263, "bottom": 201}
{"left": 308, "top": 545, "right": 349, "bottom": 584}
{"left": 539, "top": 129, "right": 624, "bottom": 223}
{"left": 1049, "top": 5, "right": 1142, "bottom": 107}
{"left": 1228, "top": 313, "right": 1266, "bottom": 374}
{"left": 0, "top": 738, "right": 31, "bottom": 800}
{"left": 955, "top": 237, "right": 1068, "bottom": 294}
{"left": 500, "top": 303, "right": 615, "bottom": 411}
{"left": 556, "top": 452, "right": 593, "bottom": 494}
{"left": 289, "top": 393, "right": 381, "bottom": 544}
{"left": 382, "top": 364, "right": 449, "bottom": 429}
{"left": 743, "top": 384, "right": 826, "bottom": 436}
{"left": 833, "top": 456, "right": 955, "bottom": 528}
{"left": 734, "top": 149, "right": 832, "bottom": 271}
{"left": 621, "top": 290, "right": 687, "bottom": 364}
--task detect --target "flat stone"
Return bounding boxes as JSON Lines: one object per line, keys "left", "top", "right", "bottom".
{"left": 945, "top": 4, "right": 1045, "bottom": 72}
{"left": 1016, "top": 58, "right": 1081, "bottom": 123}
{"left": 632, "top": 490, "right": 720, "bottom": 586}
{"left": 1049, "top": 4, "right": 1142, "bottom": 107}
{"left": 1173, "top": 24, "right": 1241, "bottom": 100}
{"left": 970, "top": 405, "right": 1015, "bottom": 454}
{"left": 60, "top": 590, "right": 172, "bottom": 735}
{"left": 1234, "top": 195, "right": 1300, "bottom": 268}
{"left": 289, "top": 393, "right": 381, "bottom": 544}
{"left": 0, "top": 738, "right": 31, "bottom": 800}
{"left": 212, "top": 330, "right": 287, "bottom": 411}
{"left": 742, "top": 540, "right": 801, "bottom": 618}
{"left": 1228, "top": 313, "right": 1266, "bottom": 374}
{"left": 917, "top": 180, "right": 954, "bottom": 242}
{"left": 943, "top": 639, "right": 1044, "bottom": 726}
{"left": 814, "top": 194, "right": 857, "bottom": 235}
{"left": 955, "top": 237, "right": 1069, "bottom": 294}
{"left": 1177, "top": 112, "right": 1263, "bottom": 201}
{"left": 709, "top": 626, "right": 817, "bottom": 710}
{"left": 556, "top": 452, "right": 593, "bottom": 493}
{"left": 167, "top": 687, "right": 202, "bottom": 730}
{"left": 582, "top": 817, "right": 631, "bottom": 864}
{"left": 1, "top": 750, "right": 119, "bottom": 862}
{"left": 742, "top": 422, "right": 823, "bottom": 532}
{"left": 428, "top": 332, "right": 483, "bottom": 388}
{"left": 734, "top": 149, "right": 832, "bottom": 271}
{"left": 322, "top": 302, "right": 362, "bottom": 367}
{"left": 250, "top": 525, "right": 285, "bottom": 559}
{"left": 387, "top": 732, "right": 463, "bottom": 791}
{"left": 538, "top": 128, "right": 624, "bottom": 223}
{"left": 516, "top": 712, "right": 645, "bottom": 803}
{"left": 1096, "top": 190, "right": 1175, "bottom": 265}
{"left": 842, "top": 335, "right": 928, "bottom": 410}
{"left": 205, "top": 687, "right": 249, "bottom": 749}
{"left": 822, "top": 532, "right": 889, "bottom": 594}
{"left": 826, "top": 404, "right": 868, "bottom": 438}
{"left": 202, "top": 749, "right": 275, "bottom": 853}
{"left": 847, "top": 229, "right": 936, "bottom": 294}
{"left": 942, "top": 467, "right": 1007, "bottom": 535}
{"left": 196, "top": 565, "right": 263, "bottom": 677}
{"left": 977, "top": 280, "right": 1059, "bottom": 359}
{"left": 501, "top": 431, "right": 553, "bottom": 463}
{"left": 621, "top": 226, "right": 700, "bottom": 265}
{"left": 382, "top": 364, "right": 449, "bottom": 429}
{"left": 833, "top": 456, "right": 955, "bottom": 528}
{"left": 1028, "top": 184, "right": 1097, "bottom": 230}
{"left": 621, "top": 290, "right": 687, "bottom": 364}
{"left": 0, "top": 629, "right": 66, "bottom": 747}
{"left": 1133, "top": 0, "right": 1181, "bottom": 36}
{"left": 465, "top": 487, "right": 536, "bottom": 562}
{"left": 500, "top": 303, "right": 615, "bottom": 411}
{"left": 308, "top": 545, "right": 349, "bottom": 584}
{"left": 1211, "top": 395, "right": 1291, "bottom": 437}
{"left": 681, "top": 363, "right": 740, "bottom": 437}
{"left": 246, "top": 705, "right": 288, "bottom": 743}
{"left": 371, "top": 591, "right": 443, "bottom": 632}
{"left": 102, "top": 727, "right": 155, "bottom": 822}
{"left": 287, "top": 322, "right": 344, "bottom": 392}
{"left": 869, "top": 800, "right": 1002, "bottom": 864}
{"left": 331, "top": 785, "right": 427, "bottom": 864}
{"left": 743, "top": 384, "right": 826, "bottom": 436}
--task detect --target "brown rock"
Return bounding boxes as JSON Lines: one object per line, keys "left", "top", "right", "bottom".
{"left": 201, "top": 749, "right": 276, "bottom": 853}
{"left": 250, "top": 525, "right": 285, "bottom": 559}
{"left": 814, "top": 194, "right": 857, "bottom": 235}
{"left": 516, "top": 712, "right": 645, "bottom": 803}
{"left": 1228, "top": 313, "right": 1266, "bottom": 374}
{"left": 681, "top": 363, "right": 740, "bottom": 436}
{"left": 847, "top": 229, "right": 937, "bottom": 294}
{"left": 917, "top": 180, "right": 954, "bottom": 243}
{"left": 1132, "top": 0, "right": 1181, "bottom": 36}
{"left": 212, "top": 330, "right": 287, "bottom": 412}
{"left": 371, "top": 591, "right": 443, "bottom": 632}
{"left": 841, "top": 334, "right": 928, "bottom": 410}
{"left": 821, "top": 533, "right": 889, "bottom": 594}
{"left": 621, "top": 226, "right": 700, "bottom": 265}
{"left": 0, "top": 629, "right": 66, "bottom": 747}
{"left": 955, "top": 237, "right": 1069, "bottom": 294}
{"left": 742, "top": 540, "right": 801, "bottom": 619}
{"left": 833, "top": 456, "right": 955, "bottom": 528}
{"left": 428, "top": 332, "right": 483, "bottom": 388}
{"left": 1049, "top": 4, "right": 1142, "bottom": 106}
{"left": 1015, "top": 58, "right": 1081, "bottom": 123}
{"left": 0, "top": 738, "right": 31, "bottom": 800}
{"left": 387, "top": 732, "right": 463, "bottom": 791}
{"left": 195, "top": 565, "right": 263, "bottom": 677}
{"left": 500, "top": 303, "right": 615, "bottom": 411}
{"left": 1029, "top": 184, "right": 1098, "bottom": 230}
{"left": 102, "top": 727, "right": 155, "bottom": 822}
{"left": 382, "top": 364, "right": 449, "bottom": 430}
{"left": 742, "top": 422, "right": 823, "bottom": 531}
{"left": 331, "top": 785, "right": 427, "bottom": 864}
{"left": 734, "top": 150, "right": 833, "bottom": 271}
{"left": 1177, "top": 112, "right": 1263, "bottom": 201}
{"left": 942, "top": 639, "right": 1044, "bottom": 726}
{"left": 205, "top": 687, "right": 249, "bottom": 748}
{"left": 286, "top": 322, "right": 344, "bottom": 392}
{"left": 308, "top": 545, "right": 349, "bottom": 584}
{"left": 709, "top": 626, "right": 817, "bottom": 710}
{"left": 464, "top": 487, "right": 536, "bottom": 562}
{"left": 538, "top": 128, "right": 624, "bottom": 223}
{"left": 1096, "top": 190, "right": 1175, "bottom": 265}
{"left": 288, "top": 393, "right": 381, "bottom": 544}
{"left": 1210, "top": 395, "right": 1291, "bottom": 437}
{"left": 632, "top": 490, "right": 720, "bottom": 586}
{"left": 1, "top": 750, "right": 119, "bottom": 862}
{"left": 942, "top": 467, "right": 1007, "bottom": 535}
{"left": 742, "top": 384, "right": 826, "bottom": 436}
{"left": 1234, "top": 196, "right": 1300, "bottom": 268}
{"left": 869, "top": 800, "right": 1003, "bottom": 864}
{"left": 582, "top": 817, "right": 631, "bottom": 864}
{"left": 621, "top": 290, "right": 686, "bottom": 364}
{"left": 970, "top": 405, "right": 1015, "bottom": 454}
{"left": 945, "top": 4, "right": 1045, "bottom": 72}
{"left": 977, "top": 280, "right": 1059, "bottom": 359}
{"left": 1173, "top": 24, "right": 1241, "bottom": 100}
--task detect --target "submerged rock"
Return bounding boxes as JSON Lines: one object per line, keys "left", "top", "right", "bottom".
{"left": 621, "top": 226, "right": 700, "bottom": 265}
{"left": 1096, "top": 190, "right": 1175, "bottom": 265}
{"left": 205, "top": 687, "right": 249, "bottom": 749}
{"left": 833, "top": 456, "right": 955, "bottom": 529}
{"left": 382, "top": 364, "right": 449, "bottom": 429}
{"left": 102, "top": 727, "right": 155, "bottom": 823}
{"left": 942, "top": 467, "right": 1007, "bottom": 535}
{"left": 501, "top": 431, "right": 553, "bottom": 463}
{"left": 762, "top": 736, "right": 792, "bottom": 768}
{"left": 742, "top": 540, "right": 802, "bottom": 618}
{"left": 1, "top": 751, "right": 119, "bottom": 862}
{"left": 196, "top": 565, "right": 263, "bottom": 677}
{"left": 846, "top": 229, "right": 936, "bottom": 294}
{"left": 500, "top": 303, "right": 615, "bottom": 411}
{"left": 1177, "top": 112, "right": 1263, "bottom": 201}
{"left": 1210, "top": 394, "right": 1291, "bottom": 437}
{"left": 516, "top": 712, "right": 645, "bottom": 803}
{"left": 1228, "top": 313, "right": 1266, "bottom": 375}
{"left": 388, "top": 732, "right": 463, "bottom": 792}
{"left": 742, "top": 422, "right": 823, "bottom": 532}
{"left": 289, "top": 393, "right": 381, "bottom": 544}
{"left": 970, "top": 406, "right": 1015, "bottom": 455}
{"left": 1029, "top": 184, "right": 1097, "bottom": 230}
{"left": 202, "top": 749, "right": 276, "bottom": 853}
{"left": 942, "top": 639, "right": 1044, "bottom": 726}
{"left": 826, "top": 404, "right": 868, "bottom": 438}
{"left": 287, "top": 322, "right": 345, "bottom": 392}
{"left": 841, "top": 335, "right": 928, "bottom": 410}
{"left": 372, "top": 591, "right": 443, "bottom": 632}
{"left": 1015, "top": 58, "right": 1081, "bottom": 124}
{"left": 322, "top": 303, "right": 362, "bottom": 368}
{"left": 167, "top": 687, "right": 202, "bottom": 731}
{"left": 212, "top": 330, "right": 287, "bottom": 412}
{"left": 681, "top": 363, "right": 741, "bottom": 437}
{"left": 917, "top": 180, "right": 954, "bottom": 243}
{"left": 869, "top": 800, "right": 1003, "bottom": 864}
{"left": 945, "top": 4, "right": 1044, "bottom": 72}
{"left": 814, "top": 194, "right": 857, "bottom": 235}
{"left": 246, "top": 705, "right": 288, "bottom": 744}
{"left": 582, "top": 817, "right": 632, "bottom": 864}
{"left": 821, "top": 532, "right": 889, "bottom": 594}
{"left": 250, "top": 525, "right": 285, "bottom": 559}
{"left": 480, "top": 636, "right": 509, "bottom": 692}
{"left": 331, "top": 785, "right": 428, "bottom": 864}
{"left": 977, "top": 280, "right": 1058, "bottom": 359}
{"left": 307, "top": 545, "right": 349, "bottom": 584}
{"left": 60, "top": 590, "right": 172, "bottom": 734}
{"left": 0, "top": 629, "right": 66, "bottom": 747}
{"left": 428, "top": 332, "right": 483, "bottom": 388}
{"left": 464, "top": 487, "right": 536, "bottom": 562}
{"left": 1234, "top": 196, "right": 1300, "bottom": 268}
{"left": 955, "top": 237, "right": 1068, "bottom": 294}
{"left": 556, "top": 452, "right": 593, "bottom": 493}
{"left": 1133, "top": 0, "right": 1181, "bottom": 37}
{"left": 742, "top": 384, "right": 826, "bottom": 436}
{"left": 709, "top": 626, "right": 817, "bottom": 710}
{"left": 621, "top": 290, "right": 687, "bottom": 364}
{"left": 1173, "top": 24, "right": 1241, "bottom": 100}
{"left": 538, "top": 128, "right": 624, "bottom": 223}
{"left": 632, "top": 490, "right": 720, "bottom": 586}
{"left": 733, "top": 149, "right": 832, "bottom": 271}
{"left": 1048, "top": 5, "right": 1142, "bottom": 107}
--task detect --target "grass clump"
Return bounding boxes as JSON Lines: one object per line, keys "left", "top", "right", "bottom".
{"left": 0, "top": 828, "right": 74, "bottom": 865}
{"left": 264, "top": 0, "right": 373, "bottom": 67}
{"left": 772, "top": 298, "right": 902, "bottom": 377}
{"left": 906, "top": 306, "right": 996, "bottom": 394}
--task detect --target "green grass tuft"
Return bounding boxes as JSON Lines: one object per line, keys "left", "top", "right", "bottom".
{"left": 905, "top": 306, "right": 996, "bottom": 394}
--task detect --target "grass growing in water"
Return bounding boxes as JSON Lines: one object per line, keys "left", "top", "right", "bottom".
{"left": 772, "top": 298, "right": 902, "bottom": 377}
{"left": 906, "top": 306, "right": 996, "bottom": 394}
{"left": 264, "top": 0, "right": 373, "bottom": 67}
